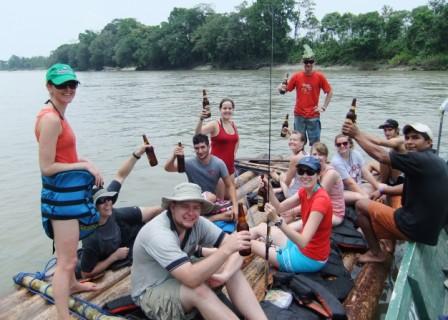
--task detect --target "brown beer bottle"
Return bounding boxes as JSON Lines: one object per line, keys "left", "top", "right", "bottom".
{"left": 142, "top": 134, "right": 158, "bottom": 167}
{"left": 237, "top": 203, "right": 251, "bottom": 256}
{"left": 279, "top": 73, "right": 289, "bottom": 95}
{"left": 177, "top": 142, "right": 185, "bottom": 173}
{"left": 202, "top": 89, "right": 211, "bottom": 118}
{"left": 257, "top": 175, "right": 268, "bottom": 212}
{"left": 346, "top": 98, "right": 357, "bottom": 123}
{"left": 280, "top": 114, "right": 289, "bottom": 137}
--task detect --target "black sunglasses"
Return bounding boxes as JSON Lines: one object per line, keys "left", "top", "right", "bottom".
{"left": 97, "top": 197, "right": 113, "bottom": 205}
{"left": 303, "top": 59, "right": 315, "bottom": 65}
{"left": 53, "top": 81, "right": 79, "bottom": 90}
{"left": 336, "top": 141, "right": 349, "bottom": 147}
{"left": 297, "top": 167, "right": 317, "bottom": 176}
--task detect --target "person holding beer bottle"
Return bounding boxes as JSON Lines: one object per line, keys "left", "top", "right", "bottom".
{"left": 278, "top": 45, "right": 333, "bottom": 146}
{"left": 195, "top": 97, "right": 239, "bottom": 200}
{"left": 250, "top": 156, "right": 332, "bottom": 273}
{"left": 164, "top": 134, "right": 238, "bottom": 228}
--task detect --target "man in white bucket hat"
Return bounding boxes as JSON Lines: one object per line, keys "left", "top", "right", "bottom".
{"left": 131, "top": 182, "right": 267, "bottom": 320}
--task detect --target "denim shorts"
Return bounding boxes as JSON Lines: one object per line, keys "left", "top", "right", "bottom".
{"left": 276, "top": 239, "right": 325, "bottom": 273}
{"left": 293, "top": 116, "right": 321, "bottom": 146}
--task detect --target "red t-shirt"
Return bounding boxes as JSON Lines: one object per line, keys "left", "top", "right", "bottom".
{"left": 287, "top": 71, "right": 331, "bottom": 118}
{"left": 298, "top": 187, "right": 333, "bottom": 261}
{"left": 35, "top": 108, "right": 79, "bottom": 163}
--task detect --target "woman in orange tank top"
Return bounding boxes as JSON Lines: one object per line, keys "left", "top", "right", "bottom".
{"left": 35, "top": 64, "right": 103, "bottom": 320}
{"left": 195, "top": 98, "right": 239, "bottom": 199}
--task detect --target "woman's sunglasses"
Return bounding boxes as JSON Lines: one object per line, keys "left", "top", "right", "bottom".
{"left": 297, "top": 167, "right": 317, "bottom": 176}
{"left": 336, "top": 141, "right": 349, "bottom": 148}
{"left": 303, "top": 59, "right": 315, "bottom": 65}
{"left": 97, "top": 197, "right": 113, "bottom": 205}
{"left": 53, "top": 81, "right": 79, "bottom": 90}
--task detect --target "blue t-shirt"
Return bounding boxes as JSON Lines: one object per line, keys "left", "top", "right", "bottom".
{"left": 185, "top": 155, "right": 228, "bottom": 193}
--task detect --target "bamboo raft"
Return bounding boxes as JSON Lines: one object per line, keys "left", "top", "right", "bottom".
{"left": 0, "top": 160, "right": 393, "bottom": 320}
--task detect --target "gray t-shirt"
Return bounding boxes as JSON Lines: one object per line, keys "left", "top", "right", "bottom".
{"left": 331, "top": 149, "right": 364, "bottom": 185}
{"left": 131, "top": 211, "right": 225, "bottom": 301}
{"left": 185, "top": 155, "right": 228, "bottom": 193}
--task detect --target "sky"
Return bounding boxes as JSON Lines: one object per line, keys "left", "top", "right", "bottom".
{"left": 0, "top": 0, "right": 430, "bottom": 61}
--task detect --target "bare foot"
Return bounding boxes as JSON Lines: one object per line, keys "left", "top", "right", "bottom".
{"left": 358, "top": 250, "right": 387, "bottom": 263}
{"left": 379, "top": 239, "right": 395, "bottom": 254}
{"left": 70, "top": 281, "right": 99, "bottom": 294}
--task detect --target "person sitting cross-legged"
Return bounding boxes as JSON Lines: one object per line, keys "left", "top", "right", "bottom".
{"left": 250, "top": 156, "right": 333, "bottom": 273}
{"left": 164, "top": 133, "right": 238, "bottom": 230}
{"left": 131, "top": 182, "right": 267, "bottom": 320}
{"left": 342, "top": 121, "right": 448, "bottom": 263}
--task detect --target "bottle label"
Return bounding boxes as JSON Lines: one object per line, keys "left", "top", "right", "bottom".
{"left": 257, "top": 196, "right": 265, "bottom": 209}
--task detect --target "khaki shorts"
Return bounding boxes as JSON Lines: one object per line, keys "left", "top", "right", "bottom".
{"left": 138, "top": 278, "right": 196, "bottom": 320}
{"left": 367, "top": 201, "right": 408, "bottom": 240}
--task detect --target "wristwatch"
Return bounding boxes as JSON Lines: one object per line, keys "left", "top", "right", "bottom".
{"left": 274, "top": 219, "right": 283, "bottom": 228}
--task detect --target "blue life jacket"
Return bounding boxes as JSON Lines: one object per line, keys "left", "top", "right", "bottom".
{"left": 41, "top": 170, "right": 99, "bottom": 240}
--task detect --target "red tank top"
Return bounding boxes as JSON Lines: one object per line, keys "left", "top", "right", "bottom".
{"left": 35, "top": 108, "right": 78, "bottom": 163}
{"left": 211, "top": 119, "right": 239, "bottom": 174}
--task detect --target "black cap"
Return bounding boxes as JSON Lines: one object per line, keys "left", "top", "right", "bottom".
{"left": 378, "top": 119, "right": 399, "bottom": 129}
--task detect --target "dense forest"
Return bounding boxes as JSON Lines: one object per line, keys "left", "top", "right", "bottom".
{"left": 1, "top": 0, "right": 447, "bottom": 71}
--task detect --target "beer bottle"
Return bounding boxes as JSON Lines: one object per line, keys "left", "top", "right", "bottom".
{"left": 257, "top": 175, "right": 268, "bottom": 212}
{"left": 237, "top": 203, "right": 251, "bottom": 256}
{"left": 280, "top": 114, "right": 289, "bottom": 137}
{"left": 177, "top": 142, "right": 185, "bottom": 173}
{"left": 142, "top": 134, "right": 158, "bottom": 167}
{"left": 279, "top": 73, "right": 289, "bottom": 95}
{"left": 346, "top": 98, "right": 357, "bottom": 123}
{"left": 202, "top": 89, "right": 211, "bottom": 118}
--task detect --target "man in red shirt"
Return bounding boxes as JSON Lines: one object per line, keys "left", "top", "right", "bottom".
{"left": 279, "top": 45, "right": 333, "bottom": 146}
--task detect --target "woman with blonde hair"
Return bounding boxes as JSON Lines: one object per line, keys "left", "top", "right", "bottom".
{"left": 311, "top": 142, "right": 345, "bottom": 226}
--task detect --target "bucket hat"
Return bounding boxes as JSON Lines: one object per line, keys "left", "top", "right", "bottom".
{"left": 92, "top": 187, "right": 118, "bottom": 206}
{"left": 161, "top": 182, "right": 214, "bottom": 214}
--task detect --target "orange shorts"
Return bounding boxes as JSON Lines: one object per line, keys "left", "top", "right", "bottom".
{"left": 367, "top": 201, "right": 408, "bottom": 240}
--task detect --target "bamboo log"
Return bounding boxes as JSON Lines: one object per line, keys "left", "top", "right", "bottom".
{"left": 236, "top": 177, "right": 259, "bottom": 201}
{"left": 12, "top": 276, "right": 122, "bottom": 320}
{"left": 235, "top": 171, "right": 256, "bottom": 188}
{"left": 1, "top": 267, "right": 130, "bottom": 320}
{"left": 344, "top": 255, "right": 393, "bottom": 320}
{"left": 235, "top": 160, "right": 288, "bottom": 174}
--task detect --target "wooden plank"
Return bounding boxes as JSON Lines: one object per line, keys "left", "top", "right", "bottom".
{"left": 344, "top": 255, "right": 393, "bottom": 320}
{"left": 386, "top": 231, "right": 448, "bottom": 320}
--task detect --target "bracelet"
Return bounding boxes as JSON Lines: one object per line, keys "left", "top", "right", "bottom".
{"left": 132, "top": 152, "right": 141, "bottom": 160}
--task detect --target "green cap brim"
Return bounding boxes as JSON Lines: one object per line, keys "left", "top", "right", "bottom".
{"left": 50, "top": 74, "right": 79, "bottom": 85}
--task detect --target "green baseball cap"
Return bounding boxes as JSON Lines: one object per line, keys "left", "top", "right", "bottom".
{"left": 46, "top": 63, "right": 79, "bottom": 85}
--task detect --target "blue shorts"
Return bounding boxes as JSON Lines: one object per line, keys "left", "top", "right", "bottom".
{"left": 293, "top": 116, "right": 321, "bottom": 146}
{"left": 276, "top": 239, "right": 325, "bottom": 273}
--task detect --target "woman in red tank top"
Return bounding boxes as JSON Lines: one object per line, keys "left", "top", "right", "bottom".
{"left": 35, "top": 64, "right": 103, "bottom": 320}
{"left": 195, "top": 98, "right": 239, "bottom": 198}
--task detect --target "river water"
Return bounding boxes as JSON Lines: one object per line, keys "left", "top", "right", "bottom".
{"left": 0, "top": 68, "right": 447, "bottom": 297}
